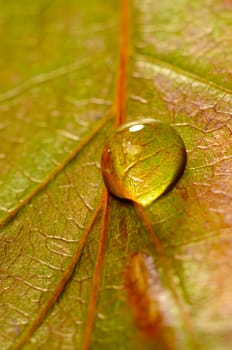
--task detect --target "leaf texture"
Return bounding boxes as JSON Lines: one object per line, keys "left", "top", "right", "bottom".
{"left": 0, "top": 1, "right": 232, "bottom": 349}
{"left": 0, "top": 0, "right": 119, "bottom": 223}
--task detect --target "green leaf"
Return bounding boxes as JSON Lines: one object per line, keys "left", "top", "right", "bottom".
{"left": 0, "top": 1, "right": 231, "bottom": 349}
{"left": 0, "top": 0, "right": 119, "bottom": 223}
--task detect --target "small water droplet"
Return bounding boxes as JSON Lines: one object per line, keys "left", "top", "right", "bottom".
{"left": 101, "top": 118, "right": 186, "bottom": 207}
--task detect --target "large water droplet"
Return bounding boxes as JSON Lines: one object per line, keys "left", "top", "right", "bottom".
{"left": 101, "top": 118, "right": 186, "bottom": 207}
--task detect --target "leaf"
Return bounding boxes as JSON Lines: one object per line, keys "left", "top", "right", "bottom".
{"left": 0, "top": 1, "right": 232, "bottom": 349}
{"left": 0, "top": 0, "right": 119, "bottom": 223}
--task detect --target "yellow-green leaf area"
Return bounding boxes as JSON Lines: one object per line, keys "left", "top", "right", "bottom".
{"left": 134, "top": 0, "right": 232, "bottom": 89}
{"left": 0, "top": 0, "right": 119, "bottom": 223}
{"left": 0, "top": 0, "right": 232, "bottom": 349}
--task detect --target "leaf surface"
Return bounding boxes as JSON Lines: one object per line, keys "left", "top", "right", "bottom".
{"left": 0, "top": 0, "right": 119, "bottom": 223}
{"left": 0, "top": 1, "right": 232, "bottom": 349}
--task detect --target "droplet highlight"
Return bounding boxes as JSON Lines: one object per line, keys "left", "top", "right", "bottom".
{"left": 101, "top": 119, "right": 186, "bottom": 207}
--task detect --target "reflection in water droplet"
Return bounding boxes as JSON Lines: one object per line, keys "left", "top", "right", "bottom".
{"left": 101, "top": 118, "right": 186, "bottom": 207}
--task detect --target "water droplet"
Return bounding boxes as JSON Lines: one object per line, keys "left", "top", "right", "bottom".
{"left": 101, "top": 118, "right": 186, "bottom": 206}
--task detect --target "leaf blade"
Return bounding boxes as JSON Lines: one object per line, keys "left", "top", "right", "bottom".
{"left": 0, "top": 0, "right": 119, "bottom": 222}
